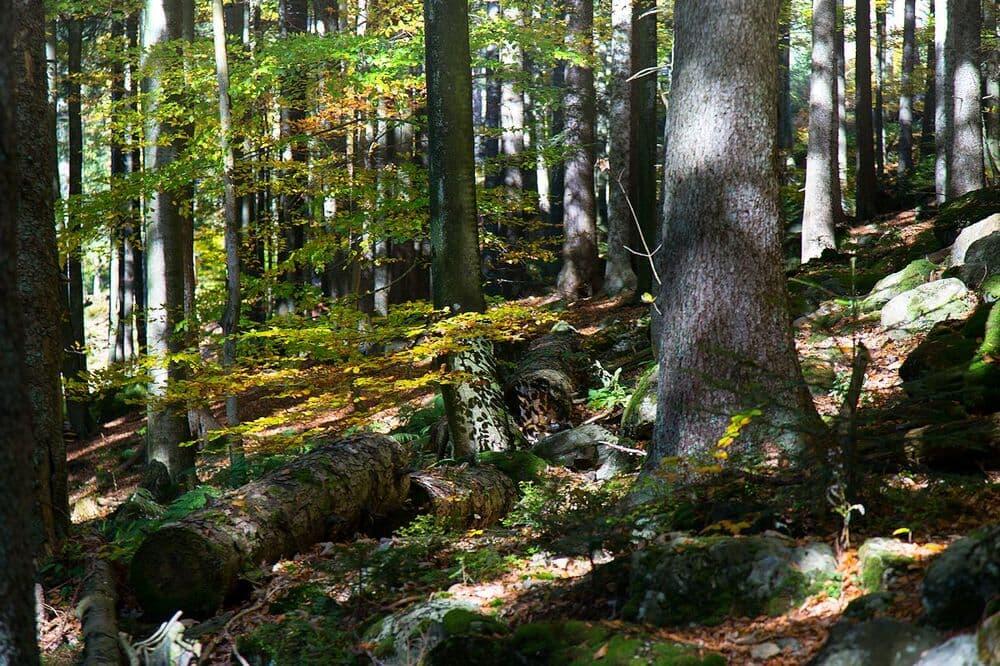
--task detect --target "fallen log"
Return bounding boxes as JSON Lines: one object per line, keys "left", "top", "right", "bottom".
{"left": 131, "top": 434, "right": 412, "bottom": 619}
{"left": 504, "top": 331, "right": 583, "bottom": 440}
{"left": 408, "top": 464, "right": 518, "bottom": 529}
{"left": 76, "top": 558, "right": 122, "bottom": 666}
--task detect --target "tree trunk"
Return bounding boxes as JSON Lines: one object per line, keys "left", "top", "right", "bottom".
{"left": 777, "top": 0, "right": 794, "bottom": 156}
{"left": 836, "top": 0, "right": 848, "bottom": 208}
{"left": 938, "top": 0, "right": 984, "bottom": 199}
{"left": 855, "top": 0, "right": 878, "bottom": 220}
{"left": 874, "top": 5, "right": 886, "bottom": 175}
{"left": 604, "top": 0, "right": 639, "bottom": 297}
{"left": 633, "top": 0, "right": 657, "bottom": 298}
{"left": 504, "top": 331, "right": 581, "bottom": 441}
{"left": 549, "top": 63, "right": 566, "bottom": 232}
{"left": 0, "top": 3, "right": 43, "bottom": 657}
{"left": 648, "top": 0, "right": 824, "bottom": 468}
{"left": 922, "top": 0, "right": 937, "bottom": 156}
{"left": 408, "top": 465, "right": 517, "bottom": 528}
{"left": 76, "top": 558, "right": 122, "bottom": 666}
{"left": 14, "top": 0, "right": 68, "bottom": 557}
{"left": 131, "top": 434, "right": 413, "bottom": 619}
{"left": 65, "top": 16, "right": 93, "bottom": 437}
{"left": 212, "top": 0, "right": 246, "bottom": 486}
{"left": 802, "top": 0, "right": 842, "bottom": 263}
{"left": 898, "top": 0, "right": 916, "bottom": 175}
{"left": 557, "top": 0, "right": 600, "bottom": 300}
{"left": 143, "top": 0, "right": 196, "bottom": 492}
{"left": 423, "top": 0, "right": 519, "bottom": 456}
{"left": 483, "top": 0, "right": 501, "bottom": 189}
{"left": 985, "top": 0, "right": 1000, "bottom": 180}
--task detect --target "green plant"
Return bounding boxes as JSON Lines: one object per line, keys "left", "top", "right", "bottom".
{"left": 587, "top": 362, "right": 629, "bottom": 411}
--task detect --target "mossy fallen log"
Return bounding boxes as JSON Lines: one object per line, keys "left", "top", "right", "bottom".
{"left": 409, "top": 464, "right": 518, "bottom": 529}
{"left": 504, "top": 331, "right": 583, "bottom": 440}
{"left": 76, "top": 558, "right": 122, "bottom": 666}
{"left": 131, "top": 434, "right": 412, "bottom": 619}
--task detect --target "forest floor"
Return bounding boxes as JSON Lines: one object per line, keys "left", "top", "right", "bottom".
{"left": 40, "top": 200, "right": 1000, "bottom": 665}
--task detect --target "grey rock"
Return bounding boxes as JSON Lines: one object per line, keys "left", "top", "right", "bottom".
{"left": 881, "top": 279, "right": 977, "bottom": 340}
{"left": 531, "top": 424, "right": 638, "bottom": 480}
{"left": 951, "top": 214, "right": 1000, "bottom": 266}
{"left": 861, "top": 259, "right": 938, "bottom": 311}
{"left": 750, "top": 642, "right": 782, "bottom": 660}
{"left": 810, "top": 618, "right": 941, "bottom": 666}
{"left": 914, "top": 635, "right": 982, "bottom": 666}
{"left": 857, "top": 538, "right": 922, "bottom": 593}
{"left": 364, "top": 598, "right": 479, "bottom": 666}
{"left": 922, "top": 524, "right": 1000, "bottom": 629}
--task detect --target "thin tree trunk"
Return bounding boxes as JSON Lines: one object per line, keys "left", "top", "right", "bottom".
{"left": 802, "top": 0, "right": 841, "bottom": 263}
{"left": 855, "top": 0, "right": 878, "bottom": 220}
{"left": 0, "top": 1, "right": 43, "bottom": 658}
{"left": 836, "top": 0, "right": 848, "bottom": 209}
{"left": 129, "top": 14, "right": 146, "bottom": 357}
{"left": 778, "top": 2, "right": 794, "bottom": 155}
{"left": 922, "top": 0, "right": 936, "bottom": 156}
{"left": 423, "top": 0, "right": 519, "bottom": 456}
{"left": 484, "top": 0, "right": 501, "bottom": 189}
{"left": 985, "top": 0, "right": 1000, "bottom": 181}
{"left": 898, "top": 0, "right": 916, "bottom": 174}
{"left": 633, "top": 0, "right": 657, "bottom": 298}
{"left": 557, "top": 0, "right": 600, "bottom": 299}
{"left": 15, "top": 0, "right": 68, "bottom": 556}
{"left": 548, "top": 63, "right": 566, "bottom": 231}
{"left": 605, "top": 0, "right": 639, "bottom": 297}
{"left": 875, "top": 5, "right": 886, "bottom": 175}
{"left": 143, "top": 0, "right": 196, "bottom": 493}
{"left": 648, "top": 0, "right": 824, "bottom": 468}
{"left": 64, "top": 17, "right": 93, "bottom": 437}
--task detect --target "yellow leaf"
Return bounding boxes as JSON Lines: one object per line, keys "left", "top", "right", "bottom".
{"left": 640, "top": 292, "right": 656, "bottom": 304}
{"left": 717, "top": 436, "right": 735, "bottom": 448}
{"left": 713, "top": 450, "right": 729, "bottom": 460}
{"left": 892, "top": 528, "right": 912, "bottom": 537}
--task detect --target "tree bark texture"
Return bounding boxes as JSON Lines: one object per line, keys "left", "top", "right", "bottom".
{"left": 922, "top": 0, "right": 936, "bottom": 155}
{"left": 855, "top": 0, "right": 878, "bottom": 220}
{"left": 632, "top": 0, "right": 658, "bottom": 297}
{"left": 504, "top": 331, "right": 581, "bottom": 441}
{"left": 0, "top": 4, "right": 42, "bottom": 657}
{"left": 874, "top": 6, "right": 886, "bottom": 175}
{"left": 76, "top": 558, "right": 122, "bottom": 666}
{"left": 408, "top": 465, "right": 517, "bottom": 529}
{"left": 131, "top": 434, "right": 413, "bottom": 619}
{"left": 898, "top": 0, "right": 916, "bottom": 174}
{"left": 143, "top": 0, "right": 196, "bottom": 490}
{"left": 985, "top": 0, "right": 1000, "bottom": 179}
{"left": 802, "top": 0, "right": 841, "bottom": 263}
{"left": 649, "top": 0, "right": 822, "bottom": 468}
{"left": 945, "top": 0, "right": 984, "bottom": 198}
{"left": 14, "top": 0, "right": 68, "bottom": 555}
{"left": 557, "top": 0, "right": 600, "bottom": 300}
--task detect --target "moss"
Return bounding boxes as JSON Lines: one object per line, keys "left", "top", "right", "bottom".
{"left": 857, "top": 540, "right": 918, "bottom": 593}
{"left": 860, "top": 258, "right": 937, "bottom": 311}
{"left": 931, "top": 185, "right": 1000, "bottom": 245}
{"left": 236, "top": 613, "right": 353, "bottom": 666}
{"left": 963, "top": 301, "right": 1000, "bottom": 412}
{"left": 477, "top": 450, "right": 548, "bottom": 484}
{"left": 621, "top": 363, "right": 658, "bottom": 438}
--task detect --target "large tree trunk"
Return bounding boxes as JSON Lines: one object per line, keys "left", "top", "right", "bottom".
{"left": 938, "top": 0, "right": 984, "bottom": 199}
{"left": 632, "top": 0, "right": 658, "bottom": 297}
{"left": 802, "top": 0, "right": 842, "bottom": 263}
{"left": 409, "top": 465, "right": 517, "bottom": 528}
{"left": 897, "top": 0, "right": 916, "bottom": 175}
{"left": 0, "top": 4, "right": 43, "bottom": 658}
{"left": 504, "top": 331, "right": 581, "bottom": 441}
{"left": 855, "top": 0, "right": 878, "bottom": 220}
{"left": 423, "top": 0, "right": 518, "bottom": 456}
{"left": 131, "top": 434, "right": 413, "bottom": 619}
{"left": 604, "top": 0, "right": 639, "bottom": 298}
{"left": 143, "top": 0, "right": 196, "bottom": 492}
{"left": 985, "top": 0, "right": 1000, "bottom": 180}
{"left": 64, "top": 16, "right": 93, "bottom": 437}
{"left": 557, "top": 0, "right": 600, "bottom": 300}
{"left": 14, "top": 0, "right": 68, "bottom": 556}
{"left": 648, "top": 0, "right": 823, "bottom": 468}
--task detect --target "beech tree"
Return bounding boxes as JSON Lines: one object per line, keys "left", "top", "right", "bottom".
{"left": 423, "top": 0, "right": 519, "bottom": 455}
{"left": 801, "top": 0, "right": 841, "bottom": 263}
{"left": 649, "top": 0, "right": 821, "bottom": 467}
{"left": 1, "top": 2, "right": 43, "bottom": 660}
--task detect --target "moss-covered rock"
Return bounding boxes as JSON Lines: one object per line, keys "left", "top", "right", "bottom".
{"left": 621, "top": 364, "right": 657, "bottom": 440}
{"left": 931, "top": 186, "right": 1000, "bottom": 247}
{"left": 857, "top": 538, "right": 921, "bottom": 593}
{"left": 881, "top": 279, "right": 978, "bottom": 340}
{"left": 903, "top": 416, "right": 1000, "bottom": 470}
{"left": 532, "top": 425, "right": 639, "bottom": 479}
{"left": 811, "top": 618, "right": 941, "bottom": 666}
{"left": 899, "top": 318, "right": 981, "bottom": 399}
{"left": 860, "top": 259, "right": 938, "bottom": 311}
{"left": 626, "top": 535, "right": 838, "bottom": 626}
{"left": 977, "top": 611, "right": 1000, "bottom": 664}
{"left": 963, "top": 301, "right": 1000, "bottom": 413}
{"left": 364, "top": 598, "right": 482, "bottom": 665}
{"left": 477, "top": 450, "right": 549, "bottom": 485}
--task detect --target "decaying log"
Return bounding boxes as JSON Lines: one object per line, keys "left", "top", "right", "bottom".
{"left": 408, "top": 464, "right": 518, "bottom": 528}
{"left": 131, "top": 434, "right": 412, "bottom": 619}
{"left": 76, "top": 558, "right": 122, "bottom": 666}
{"left": 504, "top": 331, "right": 583, "bottom": 440}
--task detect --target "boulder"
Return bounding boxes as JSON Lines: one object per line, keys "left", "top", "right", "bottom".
{"left": 532, "top": 425, "right": 639, "bottom": 480}
{"left": 899, "top": 319, "right": 979, "bottom": 398}
{"left": 364, "top": 599, "right": 488, "bottom": 665}
{"left": 951, "top": 215, "right": 1000, "bottom": 266}
{"left": 914, "top": 635, "right": 981, "bottom": 666}
{"left": 922, "top": 524, "right": 1000, "bottom": 629}
{"left": 621, "top": 364, "right": 658, "bottom": 440}
{"left": 861, "top": 259, "right": 938, "bottom": 311}
{"left": 903, "top": 416, "right": 1000, "bottom": 470}
{"left": 810, "top": 618, "right": 941, "bottom": 666}
{"left": 978, "top": 612, "right": 1000, "bottom": 664}
{"left": 857, "top": 538, "right": 922, "bottom": 593}
{"left": 931, "top": 186, "right": 1000, "bottom": 247}
{"left": 626, "top": 535, "right": 838, "bottom": 626}
{"left": 881, "top": 279, "right": 977, "bottom": 340}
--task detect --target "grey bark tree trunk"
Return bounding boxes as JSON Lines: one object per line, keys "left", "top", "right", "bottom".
{"left": 778, "top": 3, "right": 794, "bottom": 155}
{"left": 144, "top": 0, "right": 196, "bottom": 492}
{"left": 836, "top": 0, "right": 848, "bottom": 208}
{"left": 633, "top": 0, "right": 657, "bottom": 297}
{"left": 604, "top": 0, "right": 639, "bottom": 297}
{"left": 423, "top": 0, "right": 519, "bottom": 456}
{"left": 0, "top": 3, "right": 43, "bottom": 658}
{"left": 110, "top": 16, "right": 135, "bottom": 365}
{"left": 484, "top": 1, "right": 501, "bottom": 189}
{"left": 802, "top": 0, "right": 842, "bottom": 263}
{"left": 874, "top": 5, "right": 886, "bottom": 175}
{"left": 922, "top": 0, "right": 936, "bottom": 155}
{"left": 64, "top": 17, "right": 93, "bottom": 437}
{"left": 855, "top": 0, "right": 878, "bottom": 220}
{"left": 557, "top": 0, "right": 600, "bottom": 299}
{"left": 548, "top": 63, "right": 566, "bottom": 230}
{"left": 898, "top": 0, "right": 916, "bottom": 175}
{"left": 648, "top": 0, "right": 823, "bottom": 469}
{"left": 985, "top": 0, "right": 1000, "bottom": 180}
{"left": 128, "top": 15, "right": 146, "bottom": 357}
{"left": 15, "top": 0, "right": 68, "bottom": 557}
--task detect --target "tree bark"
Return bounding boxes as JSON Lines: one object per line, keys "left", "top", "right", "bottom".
{"left": 855, "top": 0, "right": 878, "bottom": 220}
{"left": 0, "top": 4, "right": 43, "bottom": 657}
{"left": 504, "top": 331, "right": 581, "bottom": 441}
{"left": 604, "top": 0, "right": 639, "bottom": 297}
{"left": 836, "top": 0, "right": 848, "bottom": 206}
{"left": 944, "top": 0, "right": 985, "bottom": 198}
{"left": 408, "top": 465, "right": 517, "bottom": 528}
{"left": 423, "top": 0, "right": 519, "bottom": 456}
{"left": 632, "top": 0, "right": 657, "bottom": 298}
{"left": 777, "top": 0, "right": 794, "bottom": 156}
{"left": 131, "top": 434, "right": 413, "bottom": 619}
{"left": 921, "top": 0, "right": 936, "bottom": 156}
{"left": 549, "top": 63, "right": 566, "bottom": 231}
{"left": 483, "top": 0, "right": 501, "bottom": 189}
{"left": 143, "top": 0, "right": 196, "bottom": 492}
{"left": 898, "top": 0, "right": 916, "bottom": 175}
{"left": 985, "top": 0, "right": 1000, "bottom": 180}
{"left": 65, "top": 16, "right": 93, "bottom": 437}
{"left": 557, "top": 0, "right": 600, "bottom": 300}
{"left": 76, "top": 558, "right": 122, "bottom": 666}
{"left": 648, "top": 0, "right": 824, "bottom": 468}
{"left": 14, "top": 0, "right": 68, "bottom": 556}
{"left": 874, "top": 5, "right": 886, "bottom": 176}
{"left": 802, "top": 0, "right": 842, "bottom": 263}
